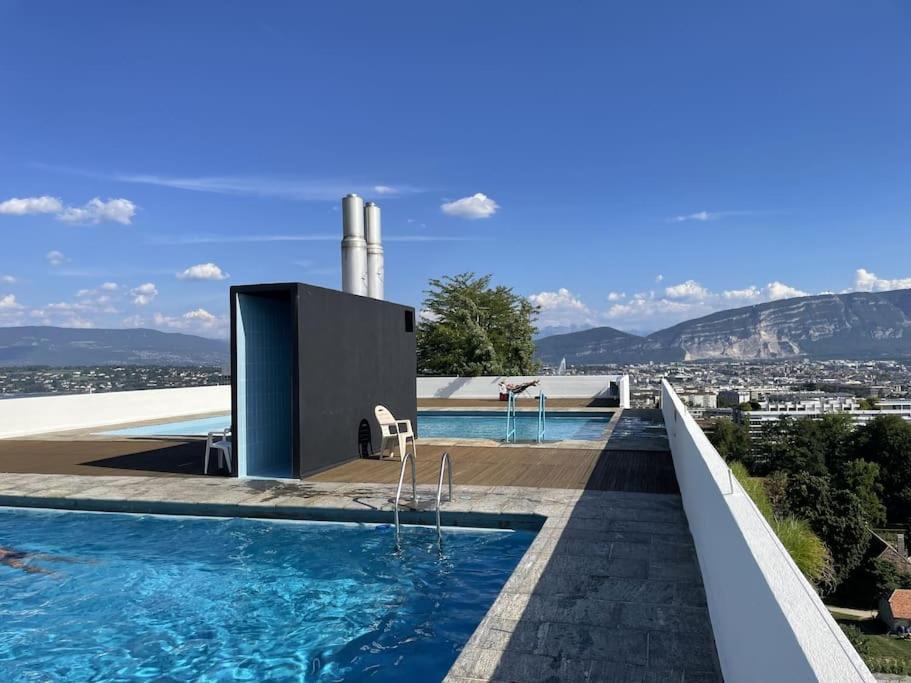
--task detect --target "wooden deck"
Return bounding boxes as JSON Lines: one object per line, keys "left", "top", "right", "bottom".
{"left": 0, "top": 438, "right": 205, "bottom": 477}
{"left": 0, "top": 410, "right": 678, "bottom": 494}
{"left": 308, "top": 443, "right": 679, "bottom": 494}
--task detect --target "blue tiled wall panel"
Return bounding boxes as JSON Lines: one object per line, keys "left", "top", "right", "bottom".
{"left": 236, "top": 293, "right": 294, "bottom": 478}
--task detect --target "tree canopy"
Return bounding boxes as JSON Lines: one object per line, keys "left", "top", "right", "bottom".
{"left": 709, "top": 419, "right": 751, "bottom": 462}
{"left": 416, "top": 273, "right": 540, "bottom": 376}
{"left": 849, "top": 415, "right": 911, "bottom": 523}
{"left": 738, "top": 412, "right": 911, "bottom": 604}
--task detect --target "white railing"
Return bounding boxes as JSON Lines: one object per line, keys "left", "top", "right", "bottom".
{"left": 661, "top": 379, "right": 873, "bottom": 682}
{"left": 0, "top": 385, "right": 231, "bottom": 438}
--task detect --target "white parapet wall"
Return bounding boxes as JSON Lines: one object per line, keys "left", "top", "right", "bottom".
{"left": 417, "top": 375, "right": 630, "bottom": 408}
{"left": 0, "top": 385, "right": 231, "bottom": 439}
{"left": 661, "top": 379, "right": 873, "bottom": 682}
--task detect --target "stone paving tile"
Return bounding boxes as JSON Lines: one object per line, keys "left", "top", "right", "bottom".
{"left": 649, "top": 558, "right": 703, "bottom": 582}
{"left": 537, "top": 623, "right": 649, "bottom": 666}
{"left": 616, "top": 603, "right": 714, "bottom": 637}
{"left": 647, "top": 630, "right": 720, "bottom": 675}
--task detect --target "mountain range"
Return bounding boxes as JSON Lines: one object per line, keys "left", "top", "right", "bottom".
{"left": 3, "top": 289, "right": 910, "bottom": 368}
{"left": 535, "top": 289, "right": 911, "bottom": 364}
{"left": 0, "top": 327, "right": 229, "bottom": 367}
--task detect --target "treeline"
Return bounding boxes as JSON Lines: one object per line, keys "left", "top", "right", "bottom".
{"left": 711, "top": 414, "right": 911, "bottom": 605}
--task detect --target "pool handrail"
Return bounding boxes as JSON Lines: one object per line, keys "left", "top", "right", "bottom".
{"left": 536, "top": 392, "right": 547, "bottom": 443}
{"left": 435, "top": 451, "right": 453, "bottom": 544}
{"left": 394, "top": 451, "right": 417, "bottom": 546}
{"left": 505, "top": 391, "right": 517, "bottom": 443}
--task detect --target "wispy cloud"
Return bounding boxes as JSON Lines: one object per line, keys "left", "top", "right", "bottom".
{"left": 46, "top": 250, "right": 66, "bottom": 267}
{"left": 150, "top": 233, "right": 484, "bottom": 245}
{"left": 35, "top": 164, "right": 422, "bottom": 201}
{"left": 668, "top": 210, "right": 773, "bottom": 223}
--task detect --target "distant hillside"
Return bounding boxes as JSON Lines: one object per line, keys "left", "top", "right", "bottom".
{"left": 535, "top": 326, "right": 642, "bottom": 363}
{"left": 534, "top": 289, "right": 911, "bottom": 364}
{"left": 0, "top": 326, "right": 229, "bottom": 367}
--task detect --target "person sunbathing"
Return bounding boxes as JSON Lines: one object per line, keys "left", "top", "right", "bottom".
{"left": 499, "top": 379, "right": 540, "bottom": 396}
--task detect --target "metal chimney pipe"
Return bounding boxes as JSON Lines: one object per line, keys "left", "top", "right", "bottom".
{"left": 341, "top": 194, "right": 367, "bottom": 295}
{"left": 365, "top": 202, "right": 384, "bottom": 300}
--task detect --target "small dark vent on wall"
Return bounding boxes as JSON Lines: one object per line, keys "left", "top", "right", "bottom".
{"left": 405, "top": 310, "right": 414, "bottom": 333}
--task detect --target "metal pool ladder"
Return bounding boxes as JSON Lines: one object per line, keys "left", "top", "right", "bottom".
{"left": 536, "top": 392, "right": 547, "bottom": 443}
{"left": 394, "top": 451, "right": 417, "bottom": 546}
{"left": 435, "top": 451, "right": 453, "bottom": 544}
{"left": 505, "top": 391, "right": 517, "bottom": 443}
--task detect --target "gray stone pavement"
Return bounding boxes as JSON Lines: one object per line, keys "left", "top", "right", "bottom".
{"left": 0, "top": 471, "right": 721, "bottom": 682}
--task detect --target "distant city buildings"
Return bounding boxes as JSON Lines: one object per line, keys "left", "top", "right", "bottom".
{"left": 0, "top": 366, "right": 228, "bottom": 397}
{"left": 738, "top": 396, "right": 911, "bottom": 434}
{"left": 547, "top": 358, "right": 911, "bottom": 423}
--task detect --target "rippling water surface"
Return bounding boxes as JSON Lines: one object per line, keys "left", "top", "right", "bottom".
{"left": 0, "top": 509, "right": 532, "bottom": 681}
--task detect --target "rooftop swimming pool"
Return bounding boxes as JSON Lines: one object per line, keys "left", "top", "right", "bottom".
{"left": 418, "top": 410, "right": 613, "bottom": 441}
{"left": 0, "top": 508, "right": 533, "bottom": 681}
{"left": 101, "top": 410, "right": 613, "bottom": 442}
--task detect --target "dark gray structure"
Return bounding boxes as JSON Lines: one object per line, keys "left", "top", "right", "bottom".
{"left": 230, "top": 282, "right": 416, "bottom": 478}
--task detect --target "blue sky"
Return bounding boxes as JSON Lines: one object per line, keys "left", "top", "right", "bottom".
{"left": 1, "top": 1, "right": 909, "bottom": 338}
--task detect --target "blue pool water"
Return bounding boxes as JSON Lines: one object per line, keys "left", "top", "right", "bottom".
{"left": 0, "top": 508, "right": 533, "bottom": 681}
{"left": 418, "top": 410, "right": 613, "bottom": 441}
{"left": 101, "top": 411, "right": 613, "bottom": 442}
{"left": 102, "top": 414, "right": 232, "bottom": 436}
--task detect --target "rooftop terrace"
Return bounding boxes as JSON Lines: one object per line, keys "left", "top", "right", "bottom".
{"left": 0, "top": 384, "right": 876, "bottom": 681}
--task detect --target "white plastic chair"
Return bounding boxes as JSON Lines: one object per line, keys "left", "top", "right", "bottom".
{"left": 374, "top": 405, "right": 416, "bottom": 461}
{"left": 204, "top": 428, "right": 233, "bottom": 474}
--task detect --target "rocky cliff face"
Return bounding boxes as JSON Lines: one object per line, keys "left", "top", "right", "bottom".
{"left": 534, "top": 289, "right": 911, "bottom": 364}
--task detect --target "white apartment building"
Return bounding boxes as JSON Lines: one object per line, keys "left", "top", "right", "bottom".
{"left": 739, "top": 396, "right": 911, "bottom": 433}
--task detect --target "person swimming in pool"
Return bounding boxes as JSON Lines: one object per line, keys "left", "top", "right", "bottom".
{"left": 0, "top": 546, "right": 51, "bottom": 574}
{"left": 0, "top": 545, "right": 86, "bottom": 575}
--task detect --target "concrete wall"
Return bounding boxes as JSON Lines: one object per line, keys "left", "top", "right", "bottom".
{"left": 661, "top": 380, "right": 873, "bottom": 682}
{"left": 417, "top": 375, "right": 630, "bottom": 407}
{"left": 0, "top": 385, "right": 230, "bottom": 438}
{"left": 295, "top": 283, "right": 416, "bottom": 477}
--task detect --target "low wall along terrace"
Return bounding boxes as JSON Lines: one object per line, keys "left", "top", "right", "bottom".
{"left": 417, "top": 375, "right": 630, "bottom": 407}
{"left": 0, "top": 385, "right": 231, "bottom": 438}
{"left": 661, "top": 379, "right": 873, "bottom": 682}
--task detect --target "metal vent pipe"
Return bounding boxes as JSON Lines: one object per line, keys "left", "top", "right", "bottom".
{"left": 341, "top": 193, "right": 368, "bottom": 295}
{"left": 365, "top": 201, "right": 384, "bottom": 300}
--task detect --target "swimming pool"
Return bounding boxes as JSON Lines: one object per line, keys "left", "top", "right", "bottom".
{"left": 101, "top": 411, "right": 613, "bottom": 442}
{"left": 418, "top": 410, "right": 613, "bottom": 441}
{"left": 101, "top": 414, "right": 232, "bottom": 436}
{"left": 0, "top": 508, "right": 532, "bottom": 681}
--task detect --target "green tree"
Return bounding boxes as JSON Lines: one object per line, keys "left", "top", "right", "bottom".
{"left": 837, "top": 557, "right": 911, "bottom": 607}
{"left": 730, "top": 462, "right": 835, "bottom": 592}
{"left": 709, "top": 419, "right": 751, "bottom": 462}
{"left": 834, "top": 459, "right": 887, "bottom": 528}
{"left": 416, "top": 273, "right": 540, "bottom": 376}
{"left": 783, "top": 472, "right": 871, "bottom": 585}
{"left": 757, "top": 417, "right": 828, "bottom": 477}
{"left": 850, "top": 416, "right": 911, "bottom": 525}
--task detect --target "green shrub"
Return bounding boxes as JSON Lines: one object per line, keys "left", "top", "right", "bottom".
{"left": 840, "top": 624, "right": 871, "bottom": 655}
{"left": 864, "top": 656, "right": 911, "bottom": 675}
{"left": 731, "top": 462, "right": 836, "bottom": 592}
